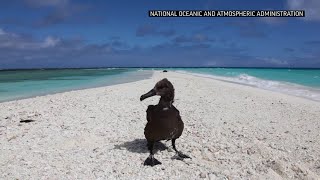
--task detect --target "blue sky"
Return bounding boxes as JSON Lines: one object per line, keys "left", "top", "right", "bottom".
{"left": 0, "top": 0, "right": 319, "bottom": 69}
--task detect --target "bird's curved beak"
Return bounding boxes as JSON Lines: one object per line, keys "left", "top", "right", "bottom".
{"left": 140, "top": 89, "right": 156, "bottom": 101}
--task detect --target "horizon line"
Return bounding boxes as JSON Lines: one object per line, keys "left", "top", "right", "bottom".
{"left": 1, "top": 66, "right": 320, "bottom": 71}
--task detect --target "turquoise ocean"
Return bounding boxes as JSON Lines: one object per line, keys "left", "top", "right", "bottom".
{"left": 0, "top": 68, "right": 152, "bottom": 102}
{"left": 167, "top": 68, "right": 320, "bottom": 101}
{"left": 0, "top": 68, "right": 319, "bottom": 102}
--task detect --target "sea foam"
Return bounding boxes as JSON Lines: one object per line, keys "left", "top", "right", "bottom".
{"left": 176, "top": 70, "right": 320, "bottom": 102}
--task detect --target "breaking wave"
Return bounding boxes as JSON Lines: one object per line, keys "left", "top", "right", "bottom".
{"left": 176, "top": 71, "right": 320, "bottom": 102}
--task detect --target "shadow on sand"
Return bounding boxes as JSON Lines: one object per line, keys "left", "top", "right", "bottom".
{"left": 114, "top": 139, "right": 168, "bottom": 154}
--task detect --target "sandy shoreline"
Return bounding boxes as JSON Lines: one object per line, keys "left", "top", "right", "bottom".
{"left": 1, "top": 71, "right": 320, "bottom": 179}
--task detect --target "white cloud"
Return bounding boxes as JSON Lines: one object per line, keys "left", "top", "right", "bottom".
{"left": 0, "top": 28, "right": 5, "bottom": 35}
{"left": 287, "top": 0, "right": 320, "bottom": 21}
{"left": 0, "top": 29, "right": 60, "bottom": 49}
{"left": 204, "top": 61, "right": 217, "bottom": 66}
{"left": 262, "top": 57, "right": 288, "bottom": 65}
{"left": 42, "top": 36, "right": 60, "bottom": 48}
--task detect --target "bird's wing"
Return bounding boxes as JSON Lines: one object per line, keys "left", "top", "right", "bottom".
{"left": 146, "top": 105, "right": 155, "bottom": 122}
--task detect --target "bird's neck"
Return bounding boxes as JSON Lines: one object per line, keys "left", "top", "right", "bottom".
{"left": 159, "top": 97, "right": 173, "bottom": 109}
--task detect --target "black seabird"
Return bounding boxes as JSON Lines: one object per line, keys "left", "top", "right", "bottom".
{"left": 140, "top": 78, "right": 190, "bottom": 166}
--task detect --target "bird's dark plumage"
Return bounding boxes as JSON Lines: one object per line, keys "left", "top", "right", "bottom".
{"left": 144, "top": 104, "right": 183, "bottom": 142}
{"left": 140, "top": 78, "right": 190, "bottom": 166}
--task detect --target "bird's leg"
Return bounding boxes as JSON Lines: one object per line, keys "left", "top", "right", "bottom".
{"left": 172, "top": 139, "right": 191, "bottom": 160}
{"left": 144, "top": 141, "right": 162, "bottom": 166}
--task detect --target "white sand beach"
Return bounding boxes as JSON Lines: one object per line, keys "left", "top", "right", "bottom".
{"left": 1, "top": 71, "right": 320, "bottom": 179}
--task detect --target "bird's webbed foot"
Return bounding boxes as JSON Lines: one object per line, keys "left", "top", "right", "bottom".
{"left": 172, "top": 151, "right": 191, "bottom": 160}
{"left": 171, "top": 139, "right": 191, "bottom": 160}
{"left": 144, "top": 155, "right": 162, "bottom": 166}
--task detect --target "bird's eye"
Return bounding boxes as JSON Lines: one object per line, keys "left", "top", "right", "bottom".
{"left": 157, "top": 86, "right": 167, "bottom": 90}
